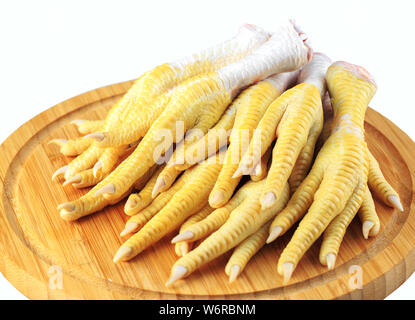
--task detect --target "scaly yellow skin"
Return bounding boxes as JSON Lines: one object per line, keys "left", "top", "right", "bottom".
{"left": 367, "top": 149, "right": 402, "bottom": 208}
{"left": 92, "top": 26, "right": 270, "bottom": 148}
{"left": 322, "top": 92, "right": 401, "bottom": 210}
{"left": 72, "top": 120, "right": 105, "bottom": 135}
{"left": 156, "top": 79, "right": 277, "bottom": 197}
{"left": 268, "top": 102, "right": 401, "bottom": 250}
{"left": 152, "top": 165, "right": 187, "bottom": 199}
{"left": 54, "top": 68, "right": 179, "bottom": 184}
{"left": 225, "top": 221, "right": 271, "bottom": 282}
{"left": 86, "top": 65, "right": 178, "bottom": 149}
{"left": 151, "top": 83, "right": 261, "bottom": 197}
{"left": 113, "top": 152, "right": 224, "bottom": 262}
{"left": 319, "top": 93, "right": 395, "bottom": 241}
{"left": 60, "top": 99, "right": 131, "bottom": 181}
{"left": 121, "top": 171, "right": 192, "bottom": 236}
{"left": 53, "top": 25, "right": 268, "bottom": 186}
{"left": 49, "top": 119, "right": 107, "bottom": 159}
{"left": 64, "top": 169, "right": 104, "bottom": 189}
{"left": 235, "top": 53, "right": 330, "bottom": 209}
{"left": 58, "top": 166, "right": 156, "bottom": 221}
{"left": 172, "top": 97, "right": 238, "bottom": 171}
{"left": 318, "top": 91, "right": 398, "bottom": 240}
{"left": 49, "top": 137, "right": 93, "bottom": 157}
{"left": 57, "top": 72, "right": 232, "bottom": 219}
{"left": 167, "top": 181, "right": 289, "bottom": 284}
{"left": 58, "top": 22, "right": 311, "bottom": 220}
{"left": 68, "top": 155, "right": 150, "bottom": 189}
{"left": 274, "top": 61, "right": 377, "bottom": 283}
{"left": 62, "top": 145, "right": 131, "bottom": 188}
{"left": 250, "top": 147, "right": 271, "bottom": 182}
{"left": 319, "top": 182, "right": 366, "bottom": 267}
{"left": 96, "top": 146, "right": 127, "bottom": 176}
{"left": 173, "top": 180, "right": 259, "bottom": 243}
{"left": 319, "top": 181, "right": 381, "bottom": 262}
{"left": 209, "top": 80, "right": 286, "bottom": 208}
{"left": 94, "top": 91, "right": 173, "bottom": 148}
{"left": 288, "top": 110, "right": 323, "bottom": 192}
{"left": 124, "top": 165, "right": 165, "bottom": 216}
{"left": 320, "top": 180, "right": 385, "bottom": 267}
{"left": 94, "top": 74, "right": 230, "bottom": 201}
{"left": 244, "top": 83, "right": 323, "bottom": 208}
{"left": 317, "top": 92, "right": 334, "bottom": 147}
{"left": 132, "top": 164, "right": 159, "bottom": 191}
{"left": 64, "top": 145, "right": 105, "bottom": 180}
{"left": 358, "top": 185, "right": 380, "bottom": 239}
{"left": 174, "top": 205, "right": 215, "bottom": 257}
{"left": 58, "top": 184, "right": 133, "bottom": 221}
{"left": 151, "top": 128, "right": 207, "bottom": 198}
{"left": 267, "top": 166, "right": 323, "bottom": 241}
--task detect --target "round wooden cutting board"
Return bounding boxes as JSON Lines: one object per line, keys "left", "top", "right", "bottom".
{"left": 0, "top": 80, "right": 414, "bottom": 300}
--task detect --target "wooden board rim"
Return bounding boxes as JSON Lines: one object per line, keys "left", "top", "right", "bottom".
{"left": 0, "top": 80, "right": 414, "bottom": 300}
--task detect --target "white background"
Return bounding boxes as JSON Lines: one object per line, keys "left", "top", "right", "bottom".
{"left": 0, "top": 0, "right": 414, "bottom": 300}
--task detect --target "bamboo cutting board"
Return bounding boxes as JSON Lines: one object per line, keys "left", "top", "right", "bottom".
{"left": 0, "top": 80, "right": 414, "bottom": 300}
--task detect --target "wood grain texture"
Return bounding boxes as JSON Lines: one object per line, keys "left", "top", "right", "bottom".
{"left": 0, "top": 80, "right": 414, "bottom": 300}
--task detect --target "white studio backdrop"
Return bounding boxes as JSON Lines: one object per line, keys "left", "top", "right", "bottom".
{"left": 0, "top": 0, "right": 414, "bottom": 300}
